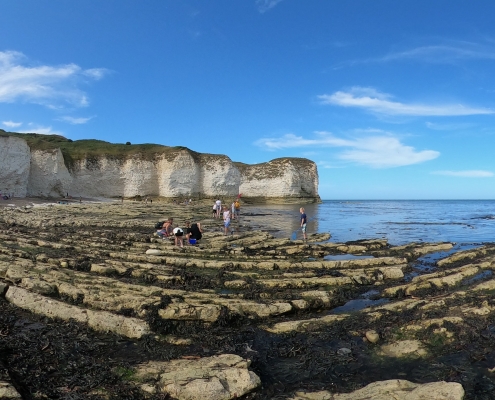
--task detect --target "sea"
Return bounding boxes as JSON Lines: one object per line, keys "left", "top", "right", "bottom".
{"left": 245, "top": 200, "right": 495, "bottom": 246}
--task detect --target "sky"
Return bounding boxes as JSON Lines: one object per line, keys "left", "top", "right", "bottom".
{"left": 1, "top": 1, "right": 495, "bottom": 200}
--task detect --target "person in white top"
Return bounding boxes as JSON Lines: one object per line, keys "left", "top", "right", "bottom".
{"left": 215, "top": 199, "right": 222, "bottom": 218}
{"left": 173, "top": 226, "right": 184, "bottom": 247}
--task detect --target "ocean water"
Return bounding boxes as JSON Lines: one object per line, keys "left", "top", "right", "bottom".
{"left": 245, "top": 200, "right": 495, "bottom": 245}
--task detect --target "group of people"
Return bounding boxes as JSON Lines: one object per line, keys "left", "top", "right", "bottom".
{"left": 156, "top": 217, "right": 203, "bottom": 247}
{"left": 213, "top": 199, "right": 240, "bottom": 219}
{"left": 212, "top": 199, "right": 241, "bottom": 235}
{"left": 155, "top": 202, "right": 309, "bottom": 246}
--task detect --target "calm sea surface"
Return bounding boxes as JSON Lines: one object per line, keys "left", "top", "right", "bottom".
{"left": 245, "top": 200, "right": 495, "bottom": 245}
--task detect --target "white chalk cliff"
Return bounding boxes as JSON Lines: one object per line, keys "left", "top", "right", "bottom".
{"left": 0, "top": 133, "right": 319, "bottom": 202}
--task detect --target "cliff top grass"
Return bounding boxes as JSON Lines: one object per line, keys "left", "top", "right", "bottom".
{"left": 0, "top": 130, "right": 185, "bottom": 159}
{"left": 0, "top": 130, "right": 200, "bottom": 170}
{"left": 1, "top": 130, "right": 313, "bottom": 172}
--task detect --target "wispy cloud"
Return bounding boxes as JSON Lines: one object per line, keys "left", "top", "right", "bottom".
{"left": 0, "top": 50, "right": 109, "bottom": 108}
{"left": 432, "top": 170, "right": 493, "bottom": 178}
{"left": 58, "top": 115, "right": 94, "bottom": 125}
{"left": 256, "top": 0, "right": 284, "bottom": 13}
{"left": 317, "top": 160, "right": 345, "bottom": 169}
{"left": 18, "top": 124, "right": 64, "bottom": 136}
{"left": 425, "top": 121, "right": 475, "bottom": 131}
{"left": 318, "top": 87, "right": 494, "bottom": 117}
{"left": 378, "top": 41, "right": 495, "bottom": 64}
{"left": 2, "top": 120, "right": 22, "bottom": 128}
{"left": 341, "top": 40, "right": 495, "bottom": 67}
{"left": 255, "top": 131, "right": 439, "bottom": 168}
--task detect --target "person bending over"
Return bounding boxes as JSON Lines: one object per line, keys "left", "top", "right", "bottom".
{"left": 185, "top": 221, "right": 203, "bottom": 241}
{"left": 157, "top": 218, "right": 174, "bottom": 238}
{"left": 173, "top": 226, "right": 184, "bottom": 247}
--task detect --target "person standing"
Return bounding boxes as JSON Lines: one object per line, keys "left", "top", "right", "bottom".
{"left": 223, "top": 206, "right": 231, "bottom": 235}
{"left": 215, "top": 199, "right": 222, "bottom": 218}
{"left": 234, "top": 199, "right": 240, "bottom": 220}
{"left": 300, "top": 207, "right": 307, "bottom": 241}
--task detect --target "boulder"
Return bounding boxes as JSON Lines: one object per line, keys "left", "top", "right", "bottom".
{"left": 365, "top": 330, "right": 380, "bottom": 344}
{"left": 146, "top": 249, "right": 163, "bottom": 256}
{"left": 0, "top": 381, "right": 22, "bottom": 399}
{"left": 135, "top": 354, "right": 261, "bottom": 400}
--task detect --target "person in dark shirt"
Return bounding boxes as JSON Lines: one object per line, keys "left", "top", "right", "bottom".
{"left": 300, "top": 207, "right": 307, "bottom": 241}
{"left": 185, "top": 221, "right": 203, "bottom": 241}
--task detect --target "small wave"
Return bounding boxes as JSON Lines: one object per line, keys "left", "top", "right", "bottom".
{"left": 385, "top": 221, "right": 470, "bottom": 226}
{"left": 472, "top": 215, "right": 495, "bottom": 220}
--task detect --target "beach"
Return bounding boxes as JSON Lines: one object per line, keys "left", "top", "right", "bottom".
{"left": 0, "top": 199, "right": 493, "bottom": 399}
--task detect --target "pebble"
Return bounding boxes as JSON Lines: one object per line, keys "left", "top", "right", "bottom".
{"left": 365, "top": 330, "right": 380, "bottom": 343}
{"left": 337, "top": 347, "right": 352, "bottom": 356}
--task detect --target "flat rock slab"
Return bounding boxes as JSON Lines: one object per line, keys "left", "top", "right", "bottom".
{"left": 379, "top": 340, "right": 428, "bottom": 358}
{"left": 290, "top": 379, "right": 464, "bottom": 399}
{"left": 0, "top": 381, "right": 22, "bottom": 399}
{"left": 5, "top": 286, "right": 150, "bottom": 339}
{"left": 135, "top": 354, "right": 261, "bottom": 400}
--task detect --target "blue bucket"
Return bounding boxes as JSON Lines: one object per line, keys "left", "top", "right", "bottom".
{"left": 189, "top": 239, "right": 197, "bottom": 245}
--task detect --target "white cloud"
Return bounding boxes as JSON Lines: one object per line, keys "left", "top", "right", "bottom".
{"left": 255, "top": 131, "right": 439, "bottom": 168}
{"left": 2, "top": 120, "right": 22, "bottom": 128}
{"left": 255, "top": 132, "right": 351, "bottom": 150}
{"left": 58, "top": 115, "right": 94, "bottom": 124}
{"left": 338, "top": 136, "right": 439, "bottom": 168}
{"left": 318, "top": 87, "right": 494, "bottom": 116}
{"left": 256, "top": 0, "right": 284, "bottom": 13}
{"left": 18, "top": 125, "right": 64, "bottom": 136}
{"left": 0, "top": 50, "right": 108, "bottom": 108}
{"left": 432, "top": 170, "right": 493, "bottom": 178}
{"left": 83, "top": 68, "right": 107, "bottom": 80}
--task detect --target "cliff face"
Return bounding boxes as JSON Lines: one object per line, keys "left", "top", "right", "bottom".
{"left": 0, "top": 134, "right": 319, "bottom": 202}
{"left": 238, "top": 158, "right": 318, "bottom": 198}
{"left": 0, "top": 136, "right": 31, "bottom": 197}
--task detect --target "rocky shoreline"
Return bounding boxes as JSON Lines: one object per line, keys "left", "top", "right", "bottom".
{"left": 1, "top": 200, "right": 495, "bottom": 399}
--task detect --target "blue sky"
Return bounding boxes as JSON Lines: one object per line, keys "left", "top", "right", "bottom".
{"left": 2, "top": 1, "right": 495, "bottom": 199}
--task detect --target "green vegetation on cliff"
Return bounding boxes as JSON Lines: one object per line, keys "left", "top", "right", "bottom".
{"left": 0, "top": 130, "right": 193, "bottom": 171}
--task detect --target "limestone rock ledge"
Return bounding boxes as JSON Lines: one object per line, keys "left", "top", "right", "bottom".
{"left": 290, "top": 379, "right": 464, "bottom": 400}
{"left": 0, "top": 132, "right": 319, "bottom": 202}
{"left": 135, "top": 354, "right": 261, "bottom": 399}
